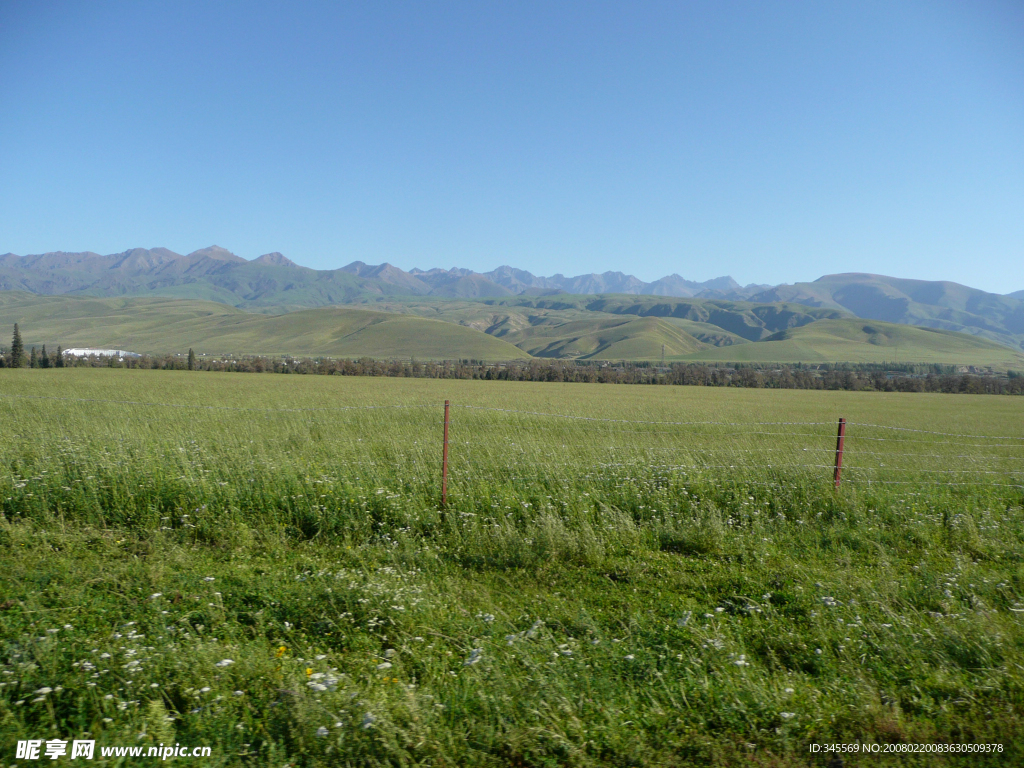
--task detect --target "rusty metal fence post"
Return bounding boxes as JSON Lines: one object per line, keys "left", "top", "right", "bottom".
{"left": 441, "top": 400, "right": 450, "bottom": 509}
{"left": 833, "top": 418, "right": 846, "bottom": 488}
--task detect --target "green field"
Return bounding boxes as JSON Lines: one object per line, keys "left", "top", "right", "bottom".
{"left": 2, "top": 369, "right": 1024, "bottom": 765}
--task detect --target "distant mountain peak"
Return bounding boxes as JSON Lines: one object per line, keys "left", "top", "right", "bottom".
{"left": 252, "top": 252, "right": 297, "bottom": 267}
{"left": 187, "top": 245, "right": 245, "bottom": 262}
{"left": 341, "top": 261, "right": 414, "bottom": 279}
{"left": 812, "top": 272, "right": 880, "bottom": 283}
{"left": 340, "top": 260, "right": 379, "bottom": 277}
{"left": 700, "top": 276, "right": 742, "bottom": 292}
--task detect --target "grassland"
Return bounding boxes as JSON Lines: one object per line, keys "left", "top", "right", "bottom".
{"left": 678, "top": 319, "right": 1024, "bottom": 367}
{"left": 5, "top": 290, "right": 1023, "bottom": 369}
{"left": 0, "top": 293, "right": 529, "bottom": 361}
{"left": 1, "top": 369, "right": 1023, "bottom": 766}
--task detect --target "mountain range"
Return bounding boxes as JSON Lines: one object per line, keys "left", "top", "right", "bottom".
{"left": 1, "top": 246, "right": 1022, "bottom": 353}
{"left": 0, "top": 246, "right": 773, "bottom": 303}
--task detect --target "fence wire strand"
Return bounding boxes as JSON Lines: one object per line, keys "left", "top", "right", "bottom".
{"left": 849, "top": 421, "right": 1024, "bottom": 440}
{"left": 0, "top": 393, "right": 440, "bottom": 413}
{"left": 3, "top": 390, "right": 1023, "bottom": 494}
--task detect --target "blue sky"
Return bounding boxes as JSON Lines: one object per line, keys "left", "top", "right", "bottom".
{"left": 1, "top": 1, "right": 1022, "bottom": 292}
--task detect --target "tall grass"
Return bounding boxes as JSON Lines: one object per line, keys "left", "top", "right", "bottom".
{"left": 1, "top": 369, "right": 1023, "bottom": 766}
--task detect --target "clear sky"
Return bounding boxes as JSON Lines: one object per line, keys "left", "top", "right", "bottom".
{"left": 1, "top": 1, "right": 1022, "bottom": 292}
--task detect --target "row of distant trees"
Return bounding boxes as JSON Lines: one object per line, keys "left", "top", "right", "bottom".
{"left": 52, "top": 347, "right": 1024, "bottom": 395}
{"left": 5, "top": 323, "right": 1022, "bottom": 395}
{"left": 0, "top": 324, "right": 66, "bottom": 368}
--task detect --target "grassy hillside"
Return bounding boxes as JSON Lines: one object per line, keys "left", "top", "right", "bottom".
{"left": 752, "top": 274, "right": 1024, "bottom": 352}
{"left": 679, "top": 318, "right": 1024, "bottom": 367}
{"left": 478, "top": 294, "right": 848, "bottom": 341}
{"left": 0, "top": 292, "right": 529, "bottom": 360}
{"left": 2, "top": 291, "right": 1021, "bottom": 367}
{"left": 508, "top": 316, "right": 708, "bottom": 359}
{"left": 347, "top": 295, "right": 843, "bottom": 350}
{"left": 353, "top": 296, "right": 1023, "bottom": 367}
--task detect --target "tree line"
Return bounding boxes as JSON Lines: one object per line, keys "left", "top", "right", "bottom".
{"left": 6, "top": 324, "right": 1022, "bottom": 395}
{"left": 24, "top": 345, "right": 1023, "bottom": 397}
{"left": 0, "top": 324, "right": 66, "bottom": 369}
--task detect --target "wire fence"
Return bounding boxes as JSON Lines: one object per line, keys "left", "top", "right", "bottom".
{"left": 446, "top": 404, "right": 1024, "bottom": 495}
{"left": 1, "top": 393, "right": 1023, "bottom": 497}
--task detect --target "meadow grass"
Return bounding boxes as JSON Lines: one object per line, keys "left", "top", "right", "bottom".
{"left": 1, "top": 369, "right": 1023, "bottom": 766}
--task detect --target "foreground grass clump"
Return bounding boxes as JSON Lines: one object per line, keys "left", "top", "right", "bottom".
{"left": 1, "top": 369, "right": 1023, "bottom": 766}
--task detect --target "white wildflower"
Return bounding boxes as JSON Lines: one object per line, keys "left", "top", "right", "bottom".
{"left": 316, "top": 726, "right": 329, "bottom": 737}
{"left": 215, "top": 659, "right": 234, "bottom": 668}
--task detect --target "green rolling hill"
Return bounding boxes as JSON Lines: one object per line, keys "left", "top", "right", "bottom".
{"left": 1, "top": 291, "right": 1021, "bottom": 368}
{"left": 343, "top": 294, "right": 845, "bottom": 344}
{"left": 678, "top": 319, "right": 1024, "bottom": 367}
{"left": 0, "top": 293, "right": 529, "bottom": 361}
{"left": 750, "top": 273, "right": 1024, "bottom": 351}
{"left": 501, "top": 316, "right": 708, "bottom": 359}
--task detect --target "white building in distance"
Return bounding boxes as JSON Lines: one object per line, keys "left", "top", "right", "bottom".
{"left": 63, "top": 348, "right": 141, "bottom": 359}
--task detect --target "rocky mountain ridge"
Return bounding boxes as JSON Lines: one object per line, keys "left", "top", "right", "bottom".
{"left": 0, "top": 246, "right": 1021, "bottom": 350}
{"left": 0, "top": 247, "right": 772, "bottom": 301}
